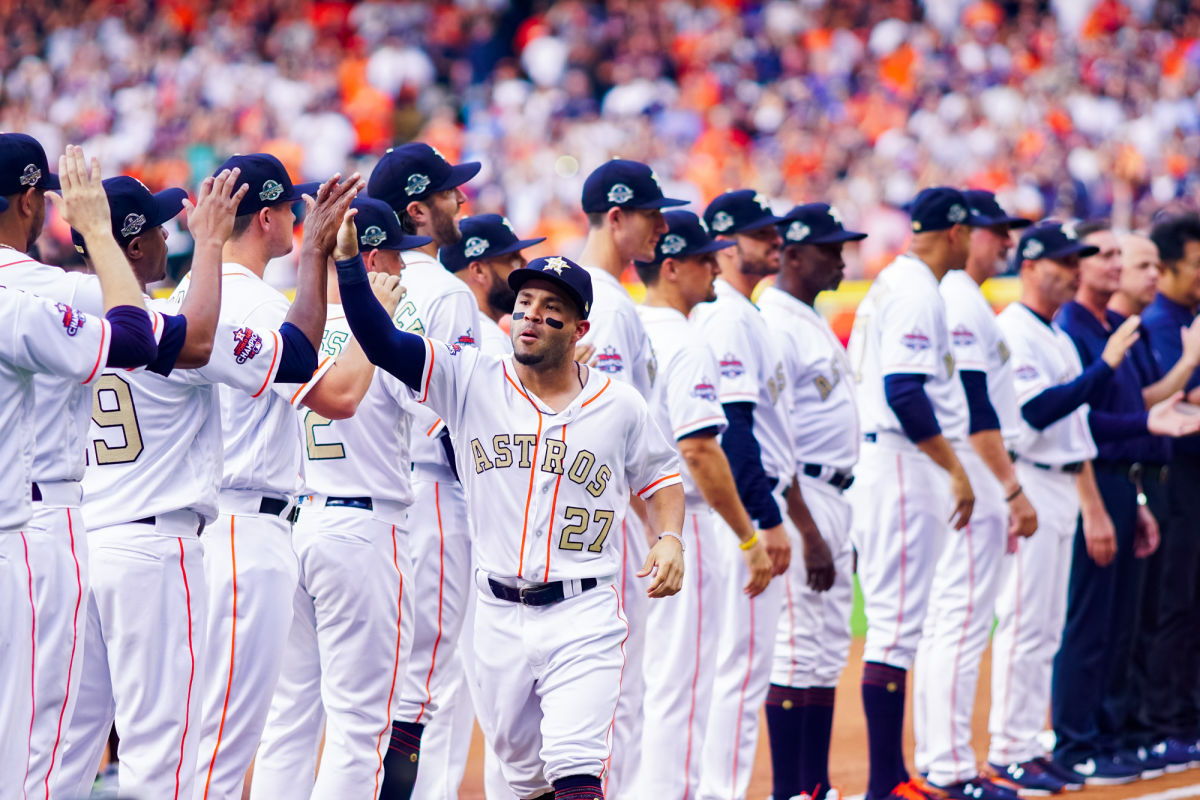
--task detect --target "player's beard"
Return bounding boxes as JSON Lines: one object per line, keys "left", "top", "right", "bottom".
{"left": 514, "top": 332, "right": 572, "bottom": 370}
{"left": 487, "top": 272, "right": 517, "bottom": 315}
{"left": 431, "top": 205, "right": 461, "bottom": 249}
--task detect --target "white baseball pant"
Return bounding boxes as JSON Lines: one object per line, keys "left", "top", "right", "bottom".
{"left": 913, "top": 450, "right": 1006, "bottom": 785}
{"left": 192, "top": 504, "right": 298, "bottom": 800}
{"left": 636, "top": 510, "right": 720, "bottom": 798}
{"left": 0, "top": 533, "right": 34, "bottom": 800}
{"left": 604, "top": 515, "right": 648, "bottom": 798}
{"left": 698, "top": 489, "right": 785, "bottom": 800}
{"left": 250, "top": 503, "right": 413, "bottom": 800}
{"left": 471, "top": 575, "right": 627, "bottom": 799}
{"left": 988, "top": 464, "right": 1078, "bottom": 766}
{"left": 54, "top": 517, "right": 207, "bottom": 800}
{"left": 771, "top": 477, "right": 854, "bottom": 690}
{"left": 23, "top": 495, "right": 89, "bottom": 800}
{"left": 849, "top": 439, "right": 952, "bottom": 670}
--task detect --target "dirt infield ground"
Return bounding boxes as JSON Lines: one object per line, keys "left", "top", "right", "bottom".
{"left": 457, "top": 639, "right": 1200, "bottom": 800}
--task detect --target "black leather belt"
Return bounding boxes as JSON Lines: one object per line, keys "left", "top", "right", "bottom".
{"left": 802, "top": 463, "right": 854, "bottom": 491}
{"left": 133, "top": 516, "right": 206, "bottom": 535}
{"left": 259, "top": 497, "right": 300, "bottom": 524}
{"left": 487, "top": 577, "right": 598, "bottom": 607}
{"left": 324, "top": 496, "right": 373, "bottom": 511}
{"left": 1008, "top": 452, "right": 1084, "bottom": 474}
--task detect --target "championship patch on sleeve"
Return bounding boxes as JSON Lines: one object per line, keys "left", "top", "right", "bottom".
{"left": 444, "top": 341, "right": 464, "bottom": 356}
{"left": 691, "top": 380, "right": 718, "bottom": 401}
{"left": 595, "top": 346, "right": 625, "bottom": 373}
{"left": 951, "top": 325, "right": 977, "bottom": 348}
{"left": 1015, "top": 364, "right": 1039, "bottom": 380}
{"left": 718, "top": 353, "right": 745, "bottom": 378}
{"left": 233, "top": 327, "right": 263, "bottom": 363}
{"left": 456, "top": 328, "right": 475, "bottom": 346}
{"left": 55, "top": 302, "right": 86, "bottom": 336}
{"left": 901, "top": 328, "right": 931, "bottom": 352}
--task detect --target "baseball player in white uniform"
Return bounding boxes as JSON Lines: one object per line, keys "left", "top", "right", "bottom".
{"left": 176, "top": 156, "right": 362, "bottom": 800}
{"left": 54, "top": 170, "right": 332, "bottom": 800}
{"left": 250, "top": 197, "right": 434, "bottom": 799}
{"left": 367, "top": 142, "right": 481, "bottom": 800}
{"left": 442, "top": 212, "right": 546, "bottom": 356}
{"left": 0, "top": 203, "right": 151, "bottom": 796}
{"left": 0, "top": 140, "right": 162, "bottom": 800}
{"left": 845, "top": 187, "right": 976, "bottom": 800}
{"left": 911, "top": 191, "right": 1039, "bottom": 797}
{"left": 759, "top": 203, "right": 864, "bottom": 800}
{"left": 633, "top": 210, "right": 774, "bottom": 799}
{"left": 692, "top": 189, "right": 795, "bottom": 800}
{"left": 574, "top": 158, "right": 684, "bottom": 795}
{"left": 334, "top": 250, "right": 686, "bottom": 800}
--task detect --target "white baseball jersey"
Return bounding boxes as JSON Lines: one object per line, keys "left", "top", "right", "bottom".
{"left": 637, "top": 305, "right": 728, "bottom": 506}
{"left": 758, "top": 286, "right": 860, "bottom": 474}
{"left": 478, "top": 313, "right": 512, "bottom": 356}
{"left": 82, "top": 297, "right": 286, "bottom": 529}
{"left": 289, "top": 304, "right": 414, "bottom": 509}
{"left": 847, "top": 254, "right": 968, "bottom": 443}
{"left": 0, "top": 287, "right": 111, "bottom": 530}
{"left": 393, "top": 250, "right": 480, "bottom": 467}
{"left": 0, "top": 249, "right": 162, "bottom": 483}
{"left": 997, "top": 302, "right": 1097, "bottom": 465}
{"left": 172, "top": 262, "right": 304, "bottom": 498}
{"left": 691, "top": 278, "right": 793, "bottom": 482}
{"left": 582, "top": 267, "right": 656, "bottom": 396}
{"left": 940, "top": 270, "right": 1020, "bottom": 441}
{"left": 412, "top": 341, "right": 681, "bottom": 582}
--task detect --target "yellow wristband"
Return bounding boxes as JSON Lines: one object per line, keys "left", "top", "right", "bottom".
{"left": 739, "top": 532, "right": 760, "bottom": 551}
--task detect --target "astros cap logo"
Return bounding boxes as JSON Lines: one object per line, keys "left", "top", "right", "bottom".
{"left": 121, "top": 213, "right": 147, "bottom": 238}
{"left": 543, "top": 256, "right": 571, "bottom": 275}
{"left": 259, "top": 180, "right": 284, "bottom": 202}
{"left": 405, "top": 173, "right": 431, "bottom": 196}
{"left": 464, "top": 237, "right": 489, "bottom": 258}
{"left": 360, "top": 225, "right": 387, "bottom": 247}
{"left": 19, "top": 164, "right": 40, "bottom": 187}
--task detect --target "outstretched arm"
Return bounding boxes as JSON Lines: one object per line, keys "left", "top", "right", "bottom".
{"left": 335, "top": 255, "right": 427, "bottom": 390}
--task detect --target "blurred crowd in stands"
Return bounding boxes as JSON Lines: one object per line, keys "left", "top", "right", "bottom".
{"left": 3, "top": 0, "right": 1200, "bottom": 281}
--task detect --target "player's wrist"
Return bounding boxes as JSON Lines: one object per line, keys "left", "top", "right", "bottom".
{"left": 657, "top": 532, "right": 684, "bottom": 553}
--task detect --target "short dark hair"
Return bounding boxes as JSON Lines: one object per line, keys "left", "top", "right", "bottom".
{"left": 1150, "top": 214, "right": 1200, "bottom": 267}
{"left": 1075, "top": 219, "right": 1111, "bottom": 241}
{"left": 396, "top": 205, "right": 417, "bottom": 235}
{"left": 586, "top": 211, "right": 607, "bottom": 229}
{"left": 231, "top": 212, "right": 256, "bottom": 238}
{"left": 634, "top": 260, "right": 662, "bottom": 285}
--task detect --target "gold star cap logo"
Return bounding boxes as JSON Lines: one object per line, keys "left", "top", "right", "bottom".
{"left": 543, "top": 256, "right": 571, "bottom": 275}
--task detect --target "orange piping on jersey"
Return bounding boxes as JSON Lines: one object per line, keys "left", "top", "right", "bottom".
{"left": 174, "top": 539, "right": 196, "bottom": 800}
{"left": 291, "top": 356, "right": 332, "bottom": 404}
{"left": 374, "top": 527, "right": 405, "bottom": 796}
{"left": 151, "top": 310, "right": 161, "bottom": 335}
{"left": 425, "top": 419, "right": 442, "bottom": 437}
{"left": 637, "top": 473, "right": 681, "bottom": 498}
{"left": 503, "top": 363, "right": 544, "bottom": 576}
{"left": 83, "top": 319, "right": 109, "bottom": 384}
{"left": 415, "top": 485, "right": 445, "bottom": 724}
{"left": 251, "top": 330, "right": 281, "bottom": 399}
{"left": 0, "top": 257, "right": 39, "bottom": 269}
{"left": 581, "top": 377, "right": 612, "bottom": 408}
{"left": 602, "top": 586, "right": 631, "bottom": 790}
{"left": 418, "top": 339, "right": 435, "bottom": 403}
{"left": 202, "top": 518, "right": 238, "bottom": 799}
{"left": 543, "top": 426, "right": 567, "bottom": 582}
{"left": 44, "top": 509, "right": 83, "bottom": 796}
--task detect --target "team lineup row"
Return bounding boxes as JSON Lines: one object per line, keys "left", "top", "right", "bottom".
{"left": 2, "top": 130, "right": 1200, "bottom": 800}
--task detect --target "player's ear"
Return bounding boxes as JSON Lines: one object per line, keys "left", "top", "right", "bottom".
{"left": 361, "top": 248, "right": 376, "bottom": 272}
{"left": 574, "top": 318, "right": 590, "bottom": 342}
{"left": 468, "top": 260, "right": 488, "bottom": 287}
{"left": 20, "top": 187, "right": 40, "bottom": 218}
{"left": 406, "top": 200, "right": 427, "bottom": 228}
{"left": 126, "top": 235, "right": 143, "bottom": 260}
{"left": 256, "top": 205, "right": 271, "bottom": 233}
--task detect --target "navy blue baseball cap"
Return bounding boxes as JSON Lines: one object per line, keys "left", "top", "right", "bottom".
{"left": 352, "top": 196, "right": 431, "bottom": 252}
{"left": 778, "top": 203, "right": 867, "bottom": 245}
{"left": 507, "top": 255, "right": 593, "bottom": 319}
{"left": 215, "top": 153, "right": 319, "bottom": 217}
{"left": 636, "top": 210, "right": 734, "bottom": 266}
{"left": 69, "top": 176, "right": 186, "bottom": 255}
{"left": 368, "top": 143, "right": 480, "bottom": 210}
{"left": 1014, "top": 220, "right": 1100, "bottom": 266}
{"left": 704, "top": 190, "right": 788, "bottom": 236}
{"left": 581, "top": 159, "right": 688, "bottom": 214}
{"left": 909, "top": 187, "right": 974, "bottom": 233}
{"left": 964, "top": 190, "right": 1031, "bottom": 229}
{"left": 0, "top": 133, "right": 60, "bottom": 211}
{"left": 440, "top": 214, "right": 546, "bottom": 271}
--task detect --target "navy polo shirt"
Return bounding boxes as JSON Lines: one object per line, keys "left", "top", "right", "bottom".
{"left": 1056, "top": 301, "right": 1170, "bottom": 464}
{"left": 1142, "top": 293, "right": 1200, "bottom": 457}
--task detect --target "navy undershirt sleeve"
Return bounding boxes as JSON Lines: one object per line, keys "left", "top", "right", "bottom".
{"left": 961, "top": 370, "right": 1000, "bottom": 435}
{"left": 883, "top": 373, "right": 941, "bottom": 443}
{"left": 720, "top": 403, "right": 783, "bottom": 530}
{"left": 678, "top": 425, "right": 722, "bottom": 442}
{"left": 335, "top": 254, "right": 426, "bottom": 390}
{"left": 1088, "top": 408, "right": 1150, "bottom": 442}
{"left": 104, "top": 305, "right": 158, "bottom": 368}
{"left": 274, "top": 321, "right": 319, "bottom": 383}
{"left": 1021, "top": 360, "right": 1114, "bottom": 431}
{"left": 439, "top": 431, "right": 460, "bottom": 482}
{"left": 147, "top": 313, "right": 187, "bottom": 376}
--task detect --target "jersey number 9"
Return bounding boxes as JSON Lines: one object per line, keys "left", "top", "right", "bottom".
{"left": 91, "top": 374, "right": 144, "bottom": 465}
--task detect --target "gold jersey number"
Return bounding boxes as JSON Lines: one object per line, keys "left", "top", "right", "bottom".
{"left": 91, "top": 374, "right": 144, "bottom": 465}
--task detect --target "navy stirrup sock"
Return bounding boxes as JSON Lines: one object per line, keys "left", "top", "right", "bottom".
{"left": 862, "top": 662, "right": 909, "bottom": 797}
{"left": 379, "top": 720, "right": 424, "bottom": 799}
{"left": 766, "top": 683, "right": 807, "bottom": 799}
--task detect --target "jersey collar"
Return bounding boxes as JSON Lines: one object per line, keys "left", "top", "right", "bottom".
{"left": 501, "top": 355, "right": 611, "bottom": 419}
{"left": 584, "top": 265, "right": 624, "bottom": 292}
{"left": 757, "top": 284, "right": 818, "bottom": 320}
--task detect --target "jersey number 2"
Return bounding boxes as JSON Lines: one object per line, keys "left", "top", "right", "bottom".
{"left": 91, "top": 374, "right": 144, "bottom": 465}
{"left": 558, "top": 506, "right": 614, "bottom": 553}
{"left": 304, "top": 411, "right": 346, "bottom": 460}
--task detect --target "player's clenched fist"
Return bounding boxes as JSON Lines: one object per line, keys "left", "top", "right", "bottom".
{"left": 46, "top": 144, "right": 109, "bottom": 238}
{"left": 367, "top": 271, "right": 406, "bottom": 316}
{"left": 639, "top": 535, "right": 685, "bottom": 598}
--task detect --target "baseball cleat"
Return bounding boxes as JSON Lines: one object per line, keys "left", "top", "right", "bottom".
{"left": 884, "top": 778, "right": 943, "bottom": 800}
{"left": 1124, "top": 746, "right": 1168, "bottom": 779}
{"left": 1032, "top": 758, "right": 1084, "bottom": 791}
{"left": 986, "top": 760, "right": 1067, "bottom": 796}
{"left": 925, "top": 777, "right": 1020, "bottom": 800}
{"left": 1063, "top": 755, "right": 1140, "bottom": 785}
